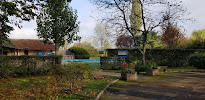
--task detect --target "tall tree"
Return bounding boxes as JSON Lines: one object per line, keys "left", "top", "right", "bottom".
{"left": 160, "top": 23, "right": 184, "bottom": 49}
{"left": 92, "top": 23, "right": 110, "bottom": 50}
{"left": 191, "top": 29, "right": 205, "bottom": 40}
{"left": 185, "top": 29, "right": 205, "bottom": 49}
{"left": 36, "top": 0, "right": 80, "bottom": 55}
{"left": 130, "top": 0, "right": 142, "bottom": 37}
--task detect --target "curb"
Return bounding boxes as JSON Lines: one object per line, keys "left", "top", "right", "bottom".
{"left": 94, "top": 79, "right": 119, "bottom": 100}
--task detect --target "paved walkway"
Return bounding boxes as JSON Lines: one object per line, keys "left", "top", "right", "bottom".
{"left": 99, "top": 72, "right": 205, "bottom": 100}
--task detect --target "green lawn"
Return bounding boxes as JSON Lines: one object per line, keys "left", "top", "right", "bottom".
{"left": 0, "top": 75, "right": 118, "bottom": 100}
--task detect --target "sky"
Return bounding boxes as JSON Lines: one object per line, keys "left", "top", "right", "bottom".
{"left": 9, "top": 0, "right": 205, "bottom": 40}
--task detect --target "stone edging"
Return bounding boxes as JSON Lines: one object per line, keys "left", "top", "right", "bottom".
{"left": 94, "top": 79, "right": 119, "bottom": 100}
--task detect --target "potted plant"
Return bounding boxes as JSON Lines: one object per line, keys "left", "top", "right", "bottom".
{"left": 145, "top": 58, "right": 160, "bottom": 76}
{"left": 121, "top": 62, "right": 138, "bottom": 81}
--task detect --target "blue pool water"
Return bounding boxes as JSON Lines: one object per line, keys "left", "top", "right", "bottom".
{"left": 61, "top": 59, "right": 116, "bottom": 62}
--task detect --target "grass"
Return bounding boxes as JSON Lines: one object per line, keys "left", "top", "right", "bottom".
{"left": 0, "top": 75, "right": 118, "bottom": 100}
{"left": 167, "top": 66, "right": 197, "bottom": 72}
{"left": 87, "top": 63, "right": 101, "bottom": 69}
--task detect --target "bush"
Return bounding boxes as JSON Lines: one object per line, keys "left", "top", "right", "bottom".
{"left": 189, "top": 53, "right": 205, "bottom": 69}
{"left": 133, "top": 60, "right": 147, "bottom": 72}
{"left": 68, "top": 47, "right": 90, "bottom": 59}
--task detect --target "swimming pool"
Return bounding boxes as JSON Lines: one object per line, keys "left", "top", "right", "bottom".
{"left": 62, "top": 59, "right": 100, "bottom": 62}
{"left": 61, "top": 59, "right": 116, "bottom": 62}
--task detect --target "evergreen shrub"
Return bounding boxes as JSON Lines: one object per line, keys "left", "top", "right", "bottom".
{"left": 68, "top": 47, "right": 90, "bottom": 59}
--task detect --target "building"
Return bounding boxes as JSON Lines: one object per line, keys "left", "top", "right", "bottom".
{"left": 58, "top": 50, "right": 75, "bottom": 60}
{"left": 0, "top": 39, "right": 55, "bottom": 56}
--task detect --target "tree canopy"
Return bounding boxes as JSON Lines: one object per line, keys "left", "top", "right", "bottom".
{"left": 36, "top": 0, "right": 80, "bottom": 54}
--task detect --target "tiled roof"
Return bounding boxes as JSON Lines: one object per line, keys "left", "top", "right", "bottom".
{"left": 9, "top": 39, "right": 55, "bottom": 50}
{"left": 2, "top": 40, "right": 18, "bottom": 48}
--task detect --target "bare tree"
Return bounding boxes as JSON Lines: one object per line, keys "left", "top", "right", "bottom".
{"left": 92, "top": 23, "right": 110, "bottom": 50}
{"left": 90, "top": 0, "right": 191, "bottom": 64}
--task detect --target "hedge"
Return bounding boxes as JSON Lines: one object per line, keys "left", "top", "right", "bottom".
{"left": 100, "top": 57, "right": 124, "bottom": 70}
{"left": 106, "top": 49, "right": 205, "bottom": 67}
{"left": 68, "top": 47, "right": 90, "bottom": 59}
{"left": 0, "top": 55, "right": 62, "bottom": 78}
{"left": 189, "top": 53, "right": 205, "bottom": 69}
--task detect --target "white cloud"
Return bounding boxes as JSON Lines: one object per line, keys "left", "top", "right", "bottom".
{"left": 9, "top": 20, "right": 38, "bottom": 39}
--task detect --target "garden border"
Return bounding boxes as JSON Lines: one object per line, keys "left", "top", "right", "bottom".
{"left": 95, "top": 79, "right": 119, "bottom": 100}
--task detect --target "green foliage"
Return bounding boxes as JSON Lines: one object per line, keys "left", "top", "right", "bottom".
{"left": 120, "top": 62, "right": 136, "bottom": 74}
{"left": 130, "top": 0, "right": 142, "bottom": 34}
{"left": 186, "top": 40, "right": 205, "bottom": 49}
{"left": 146, "top": 31, "right": 164, "bottom": 49}
{"left": 185, "top": 29, "right": 205, "bottom": 49}
{"left": 133, "top": 60, "right": 146, "bottom": 72}
{"left": 68, "top": 46, "right": 90, "bottom": 59}
{"left": 73, "top": 42, "right": 99, "bottom": 57}
{"left": 191, "top": 29, "right": 205, "bottom": 40}
{"left": 189, "top": 53, "right": 205, "bottom": 69}
{"left": 36, "top": 0, "right": 80, "bottom": 54}
{"left": 0, "top": 55, "right": 62, "bottom": 78}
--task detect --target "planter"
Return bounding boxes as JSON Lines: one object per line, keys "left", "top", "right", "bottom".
{"left": 157, "top": 66, "right": 168, "bottom": 72}
{"left": 146, "top": 69, "right": 160, "bottom": 76}
{"left": 121, "top": 73, "right": 138, "bottom": 81}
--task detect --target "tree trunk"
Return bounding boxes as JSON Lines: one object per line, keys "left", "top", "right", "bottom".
{"left": 142, "top": 51, "right": 145, "bottom": 65}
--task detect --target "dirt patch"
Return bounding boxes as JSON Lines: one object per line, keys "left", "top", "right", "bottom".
{"left": 100, "top": 72, "right": 205, "bottom": 100}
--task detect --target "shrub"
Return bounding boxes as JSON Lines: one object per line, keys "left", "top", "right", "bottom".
{"left": 189, "top": 53, "right": 205, "bottom": 69}
{"left": 134, "top": 60, "right": 147, "bottom": 72}
{"left": 68, "top": 47, "right": 90, "bottom": 59}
